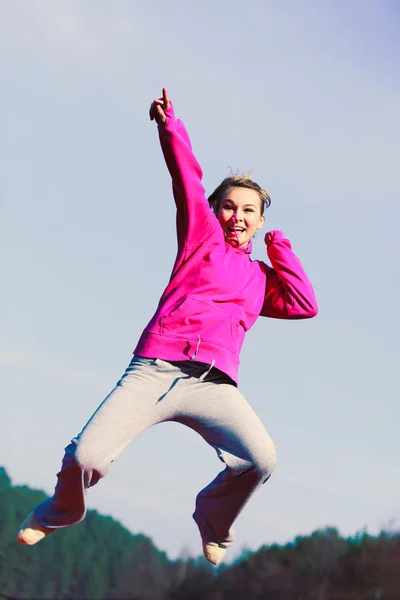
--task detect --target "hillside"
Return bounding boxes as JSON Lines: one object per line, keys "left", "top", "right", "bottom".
{"left": 0, "top": 467, "right": 399, "bottom": 599}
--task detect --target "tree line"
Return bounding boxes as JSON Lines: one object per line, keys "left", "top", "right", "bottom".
{"left": 0, "top": 467, "right": 398, "bottom": 599}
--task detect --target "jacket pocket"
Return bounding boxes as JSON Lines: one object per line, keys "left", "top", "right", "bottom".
{"left": 159, "top": 295, "right": 238, "bottom": 350}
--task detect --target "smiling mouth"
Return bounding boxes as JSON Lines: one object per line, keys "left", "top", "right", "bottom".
{"left": 228, "top": 227, "right": 245, "bottom": 233}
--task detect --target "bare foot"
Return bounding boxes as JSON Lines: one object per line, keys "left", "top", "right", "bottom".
{"left": 17, "top": 512, "right": 54, "bottom": 545}
{"left": 202, "top": 541, "right": 227, "bottom": 565}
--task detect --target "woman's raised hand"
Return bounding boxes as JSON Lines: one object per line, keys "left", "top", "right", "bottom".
{"left": 149, "top": 88, "right": 171, "bottom": 125}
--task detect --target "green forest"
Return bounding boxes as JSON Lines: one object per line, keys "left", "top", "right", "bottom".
{"left": 0, "top": 466, "right": 398, "bottom": 599}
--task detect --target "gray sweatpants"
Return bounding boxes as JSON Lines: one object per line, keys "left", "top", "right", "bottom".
{"left": 34, "top": 356, "right": 277, "bottom": 547}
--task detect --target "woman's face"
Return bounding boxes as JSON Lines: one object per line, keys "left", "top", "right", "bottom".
{"left": 217, "top": 187, "right": 264, "bottom": 248}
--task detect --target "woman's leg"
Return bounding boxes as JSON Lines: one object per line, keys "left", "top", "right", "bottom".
{"left": 18, "top": 357, "right": 185, "bottom": 541}
{"left": 172, "top": 369, "right": 277, "bottom": 549}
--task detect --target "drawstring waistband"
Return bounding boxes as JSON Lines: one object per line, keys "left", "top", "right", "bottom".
{"left": 190, "top": 335, "right": 201, "bottom": 362}
{"left": 190, "top": 335, "right": 215, "bottom": 380}
{"left": 199, "top": 359, "right": 216, "bottom": 381}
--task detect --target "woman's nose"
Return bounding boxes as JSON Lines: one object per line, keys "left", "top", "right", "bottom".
{"left": 231, "top": 212, "right": 243, "bottom": 224}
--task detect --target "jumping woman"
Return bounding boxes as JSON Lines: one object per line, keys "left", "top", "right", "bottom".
{"left": 18, "top": 89, "right": 318, "bottom": 565}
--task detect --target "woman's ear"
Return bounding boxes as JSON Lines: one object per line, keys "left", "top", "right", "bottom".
{"left": 256, "top": 215, "right": 265, "bottom": 230}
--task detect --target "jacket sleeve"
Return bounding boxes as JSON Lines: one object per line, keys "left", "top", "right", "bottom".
{"left": 260, "top": 230, "right": 318, "bottom": 319}
{"left": 158, "top": 104, "right": 220, "bottom": 248}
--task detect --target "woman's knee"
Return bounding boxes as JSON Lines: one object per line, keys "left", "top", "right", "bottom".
{"left": 253, "top": 444, "right": 277, "bottom": 481}
{"left": 71, "top": 439, "right": 109, "bottom": 485}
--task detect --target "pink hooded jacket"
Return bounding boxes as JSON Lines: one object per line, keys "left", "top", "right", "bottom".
{"left": 134, "top": 104, "right": 318, "bottom": 385}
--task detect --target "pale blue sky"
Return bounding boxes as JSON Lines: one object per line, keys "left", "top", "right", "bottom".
{"left": 1, "top": 1, "right": 399, "bottom": 561}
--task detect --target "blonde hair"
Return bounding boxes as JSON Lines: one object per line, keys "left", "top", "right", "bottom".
{"left": 208, "top": 171, "right": 271, "bottom": 215}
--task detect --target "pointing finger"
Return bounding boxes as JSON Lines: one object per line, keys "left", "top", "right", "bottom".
{"left": 162, "top": 88, "right": 171, "bottom": 110}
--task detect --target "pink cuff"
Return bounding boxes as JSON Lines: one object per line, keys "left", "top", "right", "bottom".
{"left": 158, "top": 102, "right": 176, "bottom": 131}
{"left": 265, "top": 230, "right": 285, "bottom": 247}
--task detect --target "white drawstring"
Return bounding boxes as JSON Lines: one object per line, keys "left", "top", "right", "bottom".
{"left": 190, "top": 335, "right": 216, "bottom": 379}
{"left": 191, "top": 335, "right": 201, "bottom": 361}
{"left": 199, "top": 359, "right": 216, "bottom": 381}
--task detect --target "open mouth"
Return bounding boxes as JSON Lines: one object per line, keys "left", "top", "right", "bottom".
{"left": 228, "top": 227, "right": 245, "bottom": 233}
